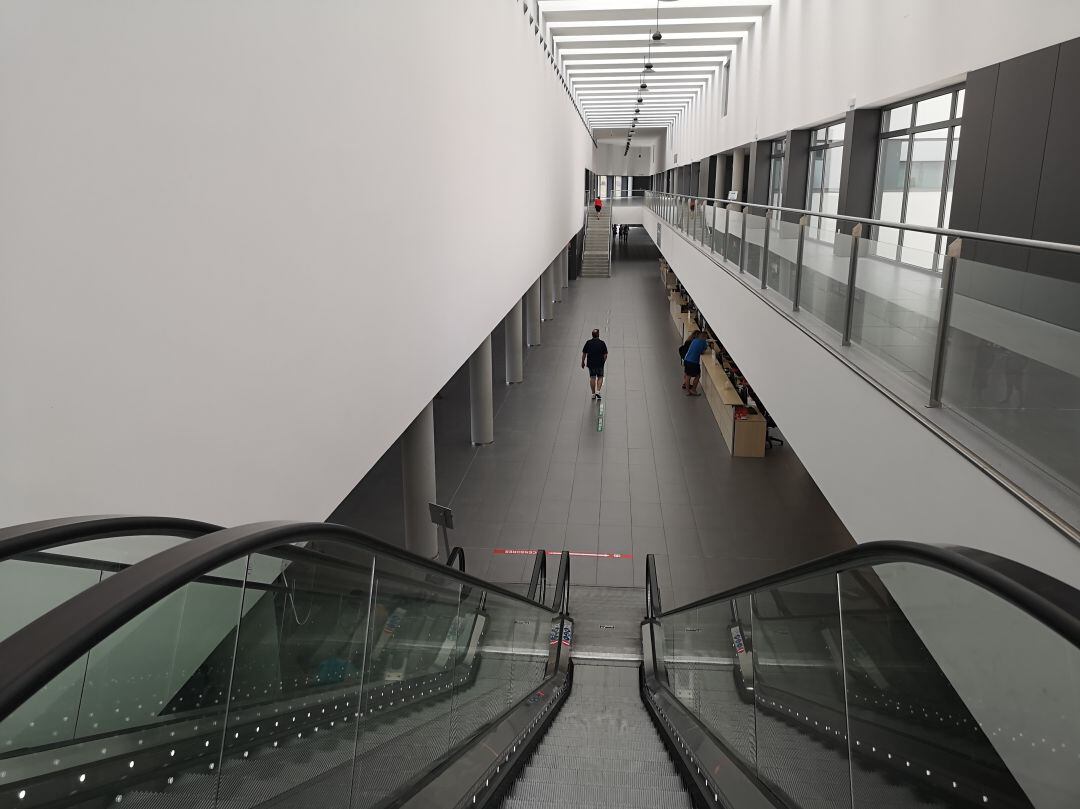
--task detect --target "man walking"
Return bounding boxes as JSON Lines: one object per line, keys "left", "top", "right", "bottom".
{"left": 581, "top": 328, "right": 608, "bottom": 400}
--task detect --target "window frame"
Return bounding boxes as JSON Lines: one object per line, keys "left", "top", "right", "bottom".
{"left": 872, "top": 85, "right": 965, "bottom": 271}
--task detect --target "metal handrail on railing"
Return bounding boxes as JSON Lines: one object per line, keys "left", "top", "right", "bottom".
{"left": 527, "top": 548, "right": 547, "bottom": 605}
{"left": 446, "top": 545, "right": 466, "bottom": 573}
{"left": 552, "top": 549, "right": 570, "bottom": 614}
{"left": 0, "top": 515, "right": 222, "bottom": 563}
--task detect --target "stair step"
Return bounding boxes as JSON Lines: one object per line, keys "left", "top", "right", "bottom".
{"left": 508, "top": 782, "right": 692, "bottom": 808}
{"left": 516, "top": 767, "right": 685, "bottom": 791}
{"left": 526, "top": 753, "right": 674, "bottom": 775}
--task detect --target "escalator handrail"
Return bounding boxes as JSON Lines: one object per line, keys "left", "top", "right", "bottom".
{"left": 552, "top": 549, "right": 570, "bottom": 614}
{"left": 526, "top": 548, "right": 547, "bottom": 603}
{"left": 649, "top": 540, "right": 1080, "bottom": 646}
{"left": 446, "top": 545, "right": 466, "bottom": 572}
{"left": 0, "top": 515, "right": 222, "bottom": 563}
{"left": 645, "top": 553, "right": 662, "bottom": 618}
{"left": 0, "top": 520, "right": 559, "bottom": 725}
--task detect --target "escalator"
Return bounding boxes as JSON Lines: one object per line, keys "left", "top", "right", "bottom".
{"left": 1, "top": 520, "right": 1078, "bottom": 809}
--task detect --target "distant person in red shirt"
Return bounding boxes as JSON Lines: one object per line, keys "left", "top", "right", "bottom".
{"left": 594, "top": 197, "right": 603, "bottom": 219}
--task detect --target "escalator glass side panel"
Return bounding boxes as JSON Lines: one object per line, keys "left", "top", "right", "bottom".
{"left": 0, "top": 535, "right": 195, "bottom": 646}
{"left": 841, "top": 563, "right": 1080, "bottom": 809}
{"left": 351, "top": 554, "right": 470, "bottom": 809}
{"left": 753, "top": 573, "right": 851, "bottom": 809}
{"left": 664, "top": 594, "right": 757, "bottom": 770}
{"left": 0, "top": 558, "right": 249, "bottom": 809}
{"left": 213, "top": 543, "right": 376, "bottom": 809}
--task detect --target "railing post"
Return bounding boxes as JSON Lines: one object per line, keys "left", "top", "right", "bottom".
{"left": 793, "top": 215, "right": 807, "bottom": 312}
{"left": 738, "top": 208, "right": 748, "bottom": 272}
{"left": 928, "top": 238, "right": 961, "bottom": 407}
{"left": 711, "top": 203, "right": 717, "bottom": 253}
{"left": 842, "top": 223, "right": 862, "bottom": 346}
{"left": 760, "top": 210, "right": 771, "bottom": 289}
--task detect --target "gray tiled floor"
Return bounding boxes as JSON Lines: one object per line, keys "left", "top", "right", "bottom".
{"left": 448, "top": 227, "right": 854, "bottom": 607}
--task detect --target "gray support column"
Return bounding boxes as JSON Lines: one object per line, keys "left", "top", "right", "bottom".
{"left": 781, "top": 129, "right": 811, "bottom": 223}
{"left": 747, "top": 140, "right": 772, "bottom": 205}
{"left": 836, "top": 108, "right": 883, "bottom": 236}
{"left": 560, "top": 247, "right": 569, "bottom": 289}
{"left": 468, "top": 335, "right": 494, "bottom": 445}
{"left": 552, "top": 256, "right": 563, "bottom": 303}
{"left": 730, "top": 147, "right": 746, "bottom": 210}
{"left": 525, "top": 280, "right": 542, "bottom": 345}
{"left": 541, "top": 262, "right": 555, "bottom": 320}
{"left": 401, "top": 401, "right": 438, "bottom": 560}
{"left": 504, "top": 299, "right": 523, "bottom": 385}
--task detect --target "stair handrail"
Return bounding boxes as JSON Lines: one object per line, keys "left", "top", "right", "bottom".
{"left": 552, "top": 549, "right": 571, "bottom": 614}
{"left": 446, "top": 545, "right": 466, "bottom": 573}
{"left": 0, "top": 520, "right": 560, "bottom": 724}
{"left": 645, "top": 553, "right": 662, "bottom": 619}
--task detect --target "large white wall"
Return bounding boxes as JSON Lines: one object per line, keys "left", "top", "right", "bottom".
{"left": 0, "top": 1, "right": 593, "bottom": 527}
{"left": 643, "top": 208, "right": 1080, "bottom": 590}
{"left": 664, "top": 0, "right": 1080, "bottom": 167}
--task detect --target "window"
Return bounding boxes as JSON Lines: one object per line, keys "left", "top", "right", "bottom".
{"left": 872, "top": 87, "right": 964, "bottom": 270}
{"left": 806, "top": 122, "right": 845, "bottom": 243}
{"left": 768, "top": 139, "right": 785, "bottom": 209}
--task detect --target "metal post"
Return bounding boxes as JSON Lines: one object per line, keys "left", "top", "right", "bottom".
{"left": 928, "top": 238, "right": 962, "bottom": 407}
{"left": 760, "top": 210, "right": 771, "bottom": 289}
{"left": 792, "top": 215, "right": 807, "bottom": 312}
{"left": 738, "top": 208, "right": 748, "bottom": 272}
{"left": 841, "top": 224, "right": 862, "bottom": 346}
{"left": 711, "top": 204, "right": 718, "bottom": 253}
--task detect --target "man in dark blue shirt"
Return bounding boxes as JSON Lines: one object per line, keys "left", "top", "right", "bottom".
{"left": 683, "top": 330, "right": 709, "bottom": 396}
{"left": 581, "top": 328, "right": 609, "bottom": 400}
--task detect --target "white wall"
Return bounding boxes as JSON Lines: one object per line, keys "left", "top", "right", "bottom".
{"left": 0, "top": 0, "right": 593, "bottom": 527}
{"left": 663, "top": 0, "right": 1080, "bottom": 168}
{"left": 643, "top": 208, "right": 1080, "bottom": 590}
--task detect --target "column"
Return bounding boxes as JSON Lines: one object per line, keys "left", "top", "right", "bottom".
{"left": 747, "top": 140, "right": 772, "bottom": 205}
{"left": 468, "top": 335, "right": 494, "bottom": 445}
{"left": 504, "top": 299, "right": 523, "bottom": 385}
{"left": 836, "top": 108, "right": 883, "bottom": 236}
{"left": 401, "top": 401, "right": 438, "bottom": 560}
{"left": 552, "top": 256, "right": 563, "bottom": 303}
{"left": 731, "top": 147, "right": 746, "bottom": 210}
{"left": 560, "top": 246, "right": 569, "bottom": 289}
{"left": 525, "top": 279, "right": 542, "bottom": 346}
{"left": 781, "top": 129, "right": 811, "bottom": 223}
{"left": 541, "top": 261, "right": 555, "bottom": 321}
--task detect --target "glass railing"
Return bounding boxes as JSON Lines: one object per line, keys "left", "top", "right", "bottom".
{"left": 647, "top": 191, "right": 1080, "bottom": 505}
{"left": 652, "top": 546, "right": 1080, "bottom": 809}
{"left": 0, "top": 525, "right": 558, "bottom": 809}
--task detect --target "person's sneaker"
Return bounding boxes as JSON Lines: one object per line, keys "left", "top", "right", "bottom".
{"left": 591, "top": 393, "right": 597, "bottom": 400}
{"left": 596, "top": 393, "right": 602, "bottom": 400}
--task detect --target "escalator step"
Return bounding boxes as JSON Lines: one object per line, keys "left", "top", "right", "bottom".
{"left": 525, "top": 753, "right": 675, "bottom": 775}
{"left": 515, "top": 767, "right": 685, "bottom": 790}
{"left": 509, "top": 782, "right": 693, "bottom": 808}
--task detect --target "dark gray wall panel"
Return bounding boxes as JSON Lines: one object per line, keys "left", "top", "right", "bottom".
{"left": 949, "top": 64, "right": 998, "bottom": 234}
{"left": 836, "top": 109, "right": 880, "bottom": 235}
{"left": 747, "top": 140, "right": 771, "bottom": 205}
{"left": 781, "top": 129, "right": 811, "bottom": 223}
{"left": 1031, "top": 37, "right": 1080, "bottom": 280}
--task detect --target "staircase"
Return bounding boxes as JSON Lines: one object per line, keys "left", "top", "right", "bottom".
{"left": 500, "top": 663, "right": 692, "bottom": 809}
{"left": 581, "top": 208, "right": 612, "bottom": 277}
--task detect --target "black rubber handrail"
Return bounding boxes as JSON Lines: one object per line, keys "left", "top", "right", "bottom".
{"left": 0, "top": 520, "right": 558, "bottom": 724}
{"left": 446, "top": 546, "right": 466, "bottom": 573}
{"left": 526, "top": 548, "right": 547, "bottom": 603}
{"left": 648, "top": 540, "right": 1080, "bottom": 647}
{"left": 0, "top": 515, "right": 221, "bottom": 563}
{"left": 552, "top": 550, "right": 570, "bottom": 614}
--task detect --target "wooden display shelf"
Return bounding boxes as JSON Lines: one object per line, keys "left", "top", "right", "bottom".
{"left": 699, "top": 348, "right": 766, "bottom": 458}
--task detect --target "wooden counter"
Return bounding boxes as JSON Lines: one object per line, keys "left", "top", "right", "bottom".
{"left": 699, "top": 349, "right": 766, "bottom": 458}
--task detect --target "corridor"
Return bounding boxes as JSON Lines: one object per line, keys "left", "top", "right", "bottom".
{"left": 442, "top": 226, "right": 853, "bottom": 607}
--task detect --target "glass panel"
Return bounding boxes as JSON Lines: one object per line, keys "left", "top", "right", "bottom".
{"left": 851, "top": 237, "right": 941, "bottom": 388}
{"left": 743, "top": 212, "right": 768, "bottom": 278}
{"left": 942, "top": 258, "right": 1080, "bottom": 494}
{"left": 956, "top": 88, "right": 966, "bottom": 118}
{"left": 942, "top": 126, "right": 961, "bottom": 229}
{"left": 753, "top": 573, "right": 850, "bottom": 809}
{"left": 798, "top": 231, "right": 854, "bottom": 336}
{"left": 827, "top": 121, "right": 846, "bottom": 143}
{"left": 902, "top": 129, "right": 949, "bottom": 260}
{"left": 884, "top": 103, "right": 913, "bottom": 132}
{"left": 665, "top": 595, "right": 756, "bottom": 768}
{"left": 812, "top": 126, "right": 828, "bottom": 145}
{"left": 915, "top": 92, "right": 954, "bottom": 126}
{"left": 0, "top": 559, "right": 248, "bottom": 808}
{"left": 215, "top": 543, "right": 374, "bottom": 809}
{"left": 841, "top": 562, "right": 1080, "bottom": 809}
{"left": 352, "top": 555, "right": 466, "bottom": 809}
{"left": 766, "top": 217, "right": 800, "bottom": 301}
{"left": 875, "top": 135, "right": 908, "bottom": 232}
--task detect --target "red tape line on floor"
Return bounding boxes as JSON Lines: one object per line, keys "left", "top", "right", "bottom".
{"left": 493, "top": 548, "right": 632, "bottom": 559}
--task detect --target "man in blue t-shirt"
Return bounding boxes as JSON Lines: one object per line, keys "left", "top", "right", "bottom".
{"left": 581, "top": 328, "right": 609, "bottom": 400}
{"left": 682, "top": 330, "right": 709, "bottom": 397}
